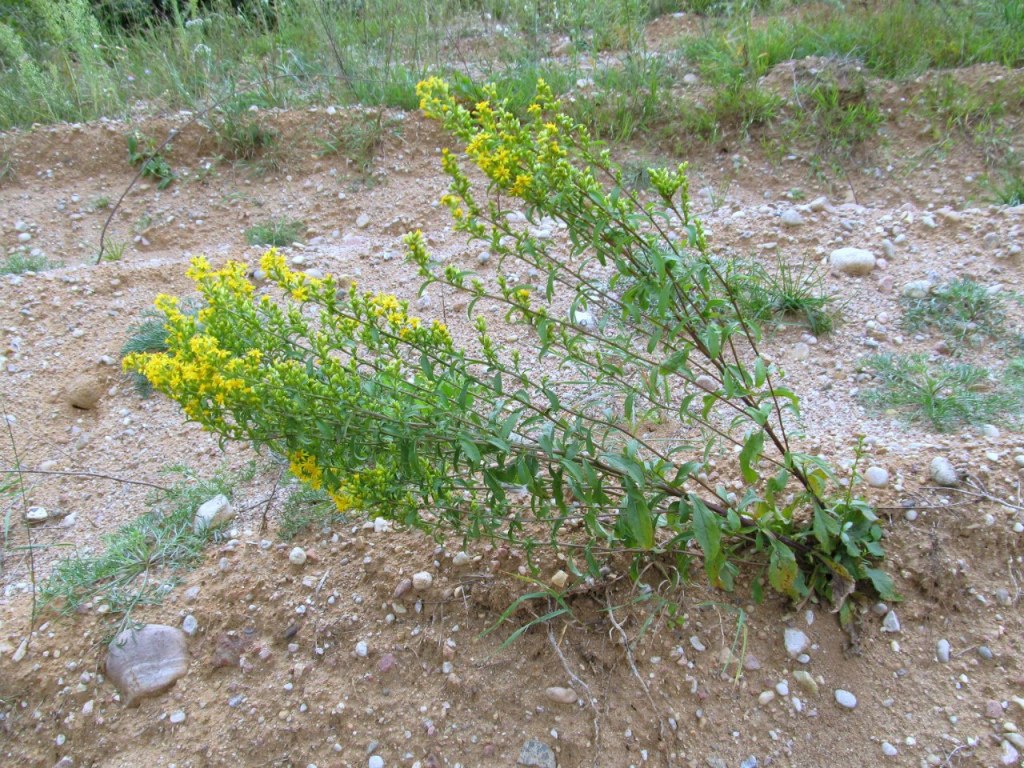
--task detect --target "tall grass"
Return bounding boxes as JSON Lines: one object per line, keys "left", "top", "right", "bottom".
{"left": 0, "top": 0, "right": 685, "bottom": 130}
{"left": 680, "top": 0, "right": 1024, "bottom": 84}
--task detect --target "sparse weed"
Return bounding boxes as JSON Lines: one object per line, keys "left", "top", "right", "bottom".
{"left": 126, "top": 131, "right": 175, "bottom": 189}
{"left": 211, "top": 108, "right": 278, "bottom": 162}
{"left": 991, "top": 174, "right": 1024, "bottom": 206}
{"left": 101, "top": 241, "right": 127, "bottom": 263}
{"left": 901, "top": 278, "right": 1011, "bottom": 345}
{"left": 39, "top": 464, "right": 251, "bottom": 635}
{"left": 740, "top": 259, "right": 838, "bottom": 336}
{"left": 0, "top": 152, "right": 14, "bottom": 185}
{"left": 796, "top": 78, "right": 884, "bottom": 156}
{"left": 245, "top": 218, "right": 306, "bottom": 247}
{"left": 710, "top": 80, "right": 781, "bottom": 136}
{"left": 861, "top": 353, "right": 1020, "bottom": 431}
{"left": 915, "top": 75, "right": 1004, "bottom": 138}
{"left": 316, "top": 113, "right": 397, "bottom": 173}
{"left": 91, "top": 196, "right": 111, "bottom": 211}
{"left": 0, "top": 252, "right": 56, "bottom": 275}
{"left": 278, "top": 485, "right": 348, "bottom": 540}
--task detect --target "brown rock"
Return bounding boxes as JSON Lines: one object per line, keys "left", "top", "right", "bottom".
{"left": 66, "top": 374, "right": 103, "bottom": 410}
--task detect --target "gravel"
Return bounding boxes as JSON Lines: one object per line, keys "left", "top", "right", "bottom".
{"left": 834, "top": 689, "right": 857, "bottom": 709}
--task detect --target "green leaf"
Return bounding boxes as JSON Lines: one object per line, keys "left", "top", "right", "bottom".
{"left": 738, "top": 430, "right": 764, "bottom": 484}
{"left": 691, "top": 499, "right": 724, "bottom": 587}
{"left": 864, "top": 567, "right": 899, "bottom": 601}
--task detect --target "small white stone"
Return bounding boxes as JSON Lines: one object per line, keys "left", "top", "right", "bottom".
{"left": 882, "top": 742, "right": 898, "bottom": 757}
{"left": 289, "top": 547, "right": 307, "bottom": 566}
{"left": 550, "top": 570, "right": 568, "bottom": 589}
{"left": 412, "top": 571, "right": 433, "bottom": 591}
{"left": 356, "top": 213, "right": 371, "bottom": 228}
{"left": 368, "top": 756, "right": 384, "bottom": 768}
{"left": 835, "top": 689, "right": 857, "bottom": 709}
{"left": 830, "top": 247, "right": 875, "bottom": 276}
{"left": 775, "top": 680, "right": 790, "bottom": 697}
{"left": 193, "top": 494, "right": 234, "bottom": 533}
{"left": 169, "top": 710, "right": 186, "bottom": 724}
{"left": 784, "top": 628, "right": 809, "bottom": 657}
{"left": 881, "top": 610, "right": 901, "bottom": 633}
{"left": 355, "top": 640, "right": 369, "bottom": 658}
{"left": 930, "top": 457, "right": 959, "bottom": 486}
{"left": 758, "top": 690, "right": 775, "bottom": 705}
{"left": 864, "top": 466, "right": 889, "bottom": 488}
{"left": 936, "top": 639, "right": 951, "bottom": 663}
{"left": 452, "top": 551, "right": 471, "bottom": 567}
{"left": 182, "top": 615, "right": 198, "bottom": 636}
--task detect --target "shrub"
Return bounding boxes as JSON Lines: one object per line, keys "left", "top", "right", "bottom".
{"left": 126, "top": 78, "right": 895, "bottom": 619}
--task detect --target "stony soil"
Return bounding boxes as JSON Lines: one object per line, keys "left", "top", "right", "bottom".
{"left": 1, "top": 41, "right": 1023, "bottom": 768}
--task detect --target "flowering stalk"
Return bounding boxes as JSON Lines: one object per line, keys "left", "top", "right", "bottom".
{"left": 126, "top": 81, "right": 896, "bottom": 616}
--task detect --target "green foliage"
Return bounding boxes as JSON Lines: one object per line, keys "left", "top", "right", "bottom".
{"left": 244, "top": 217, "right": 306, "bottom": 247}
{"left": 128, "top": 78, "right": 895, "bottom": 612}
{"left": 127, "top": 131, "right": 175, "bottom": 189}
{"left": 39, "top": 464, "right": 249, "bottom": 634}
{"left": 710, "top": 80, "right": 781, "bottom": 136}
{"left": 278, "top": 485, "right": 348, "bottom": 541}
{"left": 739, "top": 259, "right": 838, "bottom": 336}
{"left": 0, "top": 251, "right": 56, "bottom": 275}
{"left": 121, "top": 299, "right": 203, "bottom": 395}
{"left": 860, "top": 353, "right": 1021, "bottom": 431}
{"left": 901, "top": 278, "right": 1012, "bottom": 345}
{"left": 992, "top": 173, "right": 1024, "bottom": 206}
{"left": 101, "top": 240, "right": 128, "bottom": 262}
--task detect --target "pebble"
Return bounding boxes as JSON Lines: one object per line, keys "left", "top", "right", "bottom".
{"left": 169, "top": 710, "right": 186, "bottom": 724}
{"left": 356, "top": 213, "right": 371, "bottom": 228}
{"left": 412, "top": 571, "right": 433, "bottom": 591}
{"left": 368, "top": 756, "right": 384, "bottom": 768}
{"left": 182, "top": 614, "right": 198, "bottom": 636}
{"left": 930, "top": 457, "right": 959, "bottom": 487}
{"left": 105, "top": 624, "right": 189, "bottom": 706}
{"left": 789, "top": 342, "right": 810, "bottom": 361}
{"left": 829, "top": 247, "right": 876, "bottom": 276}
{"left": 780, "top": 209, "right": 804, "bottom": 227}
{"left": 758, "top": 690, "right": 776, "bottom": 705}
{"left": 193, "top": 494, "right": 234, "bottom": 533}
{"left": 784, "top": 628, "right": 809, "bottom": 657}
{"left": 864, "top": 466, "right": 889, "bottom": 488}
{"left": 545, "top": 686, "right": 578, "bottom": 705}
{"left": 936, "top": 639, "right": 951, "bottom": 663}
{"left": 355, "top": 640, "right": 369, "bottom": 657}
{"left": 901, "top": 279, "right": 932, "bottom": 298}
{"left": 1014, "top": 455, "right": 1024, "bottom": 469}
{"left": 24, "top": 506, "right": 48, "bottom": 523}
{"left": 739, "top": 757, "right": 758, "bottom": 768}
{"left": 289, "top": 547, "right": 307, "bottom": 565}
{"left": 834, "top": 689, "right": 857, "bottom": 709}
{"left": 775, "top": 681, "right": 790, "bottom": 696}
{"left": 550, "top": 570, "right": 569, "bottom": 589}
{"left": 517, "top": 739, "right": 556, "bottom": 768}
{"left": 881, "top": 610, "right": 901, "bottom": 633}
{"left": 982, "top": 424, "right": 1000, "bottom": 438}
{"left": 690, "top": 635, "right": 706, "bottom": 652}
{"left": 1001, "top": 740, "right": 1020, "bottom": 765}
{"left": 66, "top": 373, "right": 103, "bottom": 410}
{"left": 452, "top": 551, "right": 471, "bottom": 567}
{"left": 987, "top": 700, "right": 1005, "bottom": 719}
{"left": 881, "top": 742, "right": 898, "bottom": 757}
{"left": 793, "top": 670, "right": 818, "bottom": 695}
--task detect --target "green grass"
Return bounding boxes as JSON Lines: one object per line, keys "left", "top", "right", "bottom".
{"left": 860, "top": 353, "right": 1022, "bottom": 431}
{"left": 739, "top": 258, "right": 838, "bottom": 336}
{"left": 278, "top": 485, "right": 348, "bottom": 540}
{"left": 992, "top": 174, "right": 1024, "bottom": 206}
{"left": 0, "top": 151, "right": 13, "bottom": 185}
{"left": 39, "top": 464, "right": 254, "bottom": 635}
{"left": 0, "top": 252, "right": 56, "bottom": 275}
{"left": 210, "top": 107, "right": 279, "bottom": 162}
{"left": 245, "top": 218, "right": 306, "bottom": 247}
{"left": 901, "top": 278, "right": 1013, "bottom": 345}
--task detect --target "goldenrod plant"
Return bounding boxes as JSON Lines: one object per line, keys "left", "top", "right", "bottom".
{"left": 127, "top": 79, "right": 896, "bottom": 620}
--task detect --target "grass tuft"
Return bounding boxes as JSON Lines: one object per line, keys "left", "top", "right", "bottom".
{"left": 860, "top": 353, "right": 1021, "bottom": 431}
{"left": 739, "top": 259, "right": 838, "bottom": 336}
{"left": 245, "top": 218, "right": 306, "bottom": 247}
{"left": 39, "top": 464, "right": 253, "bottom": 634}
{"left": 0, "top": 252, "right": 56, "bottom": 275}
{"left": 901, "top": 278, "right": 1012, "bottom": 345}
